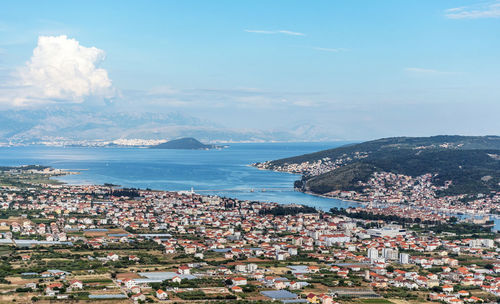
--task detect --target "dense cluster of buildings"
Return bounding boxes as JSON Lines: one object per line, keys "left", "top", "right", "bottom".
{"left": 328, "top": 171, "right": 500, "bottom": 222}
{"left": 0, "top": 179, "right": 499, "bottom": 302}
{"left": 256, "top": 153, "right": 500, "bottom": 222}
{"left": 254, "top": 152, "right": 368, "bottom": 177}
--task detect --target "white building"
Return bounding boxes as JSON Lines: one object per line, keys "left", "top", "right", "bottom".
{"left": 107, "top": 253, "right": 119, "bottom": 261}
{"left": 156, "top": 289, "right": 168, "bottom": 300}
{"left": 469, "top": 239, "right": 494, "bottom": 248}
{"left": 367, "top": 225, "right": 407, "bottom": 237}
{"left": 367, "top": 248, "right": 379, "bottom": 261}
{"left": 247, "top": 263, "right": 258, "bottom": 273}
{"left": 324, "top": 234, "right": 351, "bottom": 246}
{"left": 235, "top": 264, "right": 247, "bottom": 272}
{"left": 399, "top": 253, "right": 410, "bottom": 264}
{"left": 382, "top": 248, "right": 398, "bottom": 260}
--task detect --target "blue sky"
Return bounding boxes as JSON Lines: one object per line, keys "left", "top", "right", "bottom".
{"left": 0, "top": 0, "right": 499, "bottom": 140}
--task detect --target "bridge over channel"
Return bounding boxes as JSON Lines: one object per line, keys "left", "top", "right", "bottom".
{"left": 193, "top": 187, "right": 294, "bottom": 193}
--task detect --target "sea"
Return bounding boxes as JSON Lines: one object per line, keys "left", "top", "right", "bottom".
{"left": 1, "top": 143, "right": 497, "bottom": 230}
{"left": 0, "top": 142, "right": 359, "bottom": 211}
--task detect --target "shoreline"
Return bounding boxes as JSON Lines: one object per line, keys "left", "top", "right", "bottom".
{"left": 42, "top": 162, "right": 500, "bottom": 229}
{"left": 247, "top": 164, "right": 302, "bottom": 176}
{"left": 53, "top": 170, "right": 499, "bottom": 229}
{"left": 250, "top": 166, "right": 500, "bottom": 229}
{"left": 54, "top": 164, "right": 361, "bottom": 212}
{"left": 13, "top": 164, "right": 500, "bottom": 230}
{"left": 249, "top": 163, "right": 366, "bottom": 206}
{"left": 300, "top": 190, "right": 365, "bottom": 207}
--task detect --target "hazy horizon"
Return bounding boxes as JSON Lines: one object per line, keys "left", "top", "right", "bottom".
{"left": 0, "top": 1, "right": 499, "bottom": 143}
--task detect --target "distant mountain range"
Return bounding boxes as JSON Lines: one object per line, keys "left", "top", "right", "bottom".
{"left": 257, "top": 135, "right": 500, "bottom": 197}
{"left": 0, "top": 107, "right": 336, "bottom": 145}
{"left": 150, "top": 137, "right": 224, "bottom": 150}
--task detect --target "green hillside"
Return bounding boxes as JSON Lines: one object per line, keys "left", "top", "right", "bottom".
{"left": 263, "top": 136, "right": 500, "bottom": 196}
{"left": 269, "top": 135, "right": 500, "bottom": 167}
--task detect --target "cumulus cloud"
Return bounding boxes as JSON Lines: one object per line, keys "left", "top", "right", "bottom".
{"left": 445, "top": 1, "right": 500, "bottom": 19}
{"left": 2, "top": 35, "right": 113, "bottom": 106}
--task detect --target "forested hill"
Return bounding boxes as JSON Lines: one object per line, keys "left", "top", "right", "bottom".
{"left": 150, "top": 137, "right": 221, "bottom": 150}
{"left": 268, "top": 135, "right": 500, "bottom": 167}
{"left": 255, "top": 136, "right": 500, "bottom": 196}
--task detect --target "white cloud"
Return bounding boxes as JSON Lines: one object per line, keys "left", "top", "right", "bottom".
{"left": 2, "top": 35, "right": 113, "bottom": 106}
{"left": 244, "top": 29, "right": 305, "bottom": 36}
{"left": 277, "top": 30, "right": 305, "bottom": 36}
{"left": 445, "top": 1, "right": 500, "bottom": 19}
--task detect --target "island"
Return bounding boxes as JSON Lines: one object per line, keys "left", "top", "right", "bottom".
{"left": 149, "top": 137, "right": 225, "bottom": 150}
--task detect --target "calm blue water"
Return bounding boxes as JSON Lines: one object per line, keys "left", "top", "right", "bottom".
{"left": 0, "top": 143, "right": 360, "bottom": 211}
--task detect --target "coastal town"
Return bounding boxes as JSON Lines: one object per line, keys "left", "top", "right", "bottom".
{"left": 1, "top": 0, "right": 498, "bottom": 302}
{"left": 254, "top": 157, "right": 500, "bottom": 223}
{"left": 0, "top": 167, "right": 499, "bottom": 303}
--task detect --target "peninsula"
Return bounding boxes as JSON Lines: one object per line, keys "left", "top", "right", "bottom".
{"left": 253, "top": 135, "right": 500, "bottom": 219}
